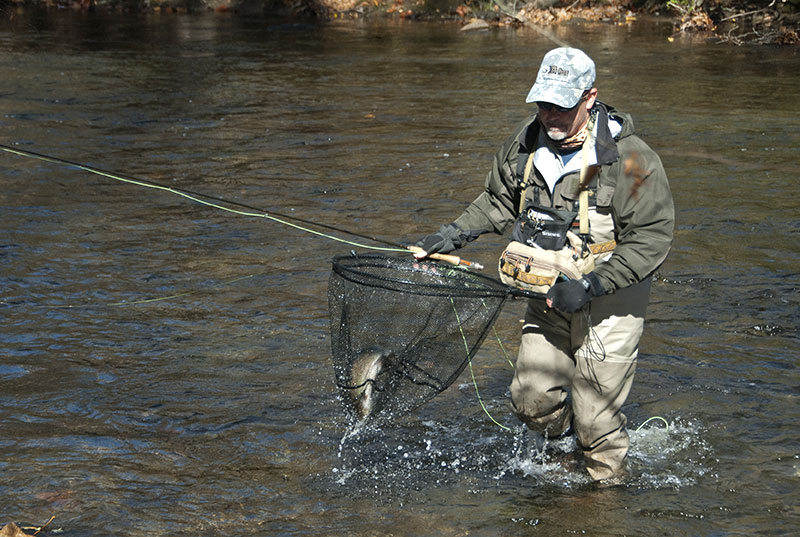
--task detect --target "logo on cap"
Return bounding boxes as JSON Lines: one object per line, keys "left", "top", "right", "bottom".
{"left": 545, "top": 65, "right": 570, "bottom": 77}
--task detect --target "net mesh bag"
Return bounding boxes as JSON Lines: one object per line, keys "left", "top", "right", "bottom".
{"left": 328, "top": 252, "right": 516, "bottom": 423}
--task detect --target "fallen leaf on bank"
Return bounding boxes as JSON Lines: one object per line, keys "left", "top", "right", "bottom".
{"left": 386, "top": 0, "right": 404, "bottom": 14}
{"left": 0, "top": 523, "right": 35, "bottom": 537}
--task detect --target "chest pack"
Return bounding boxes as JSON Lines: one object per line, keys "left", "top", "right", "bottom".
{"left": 511, "top": 204, "right": 577, "bottom": 251}
{"left": 498, "top": 133, "right": 614, "bottom": 294}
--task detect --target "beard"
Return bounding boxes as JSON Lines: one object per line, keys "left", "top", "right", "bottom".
{"left": 545, "top": 126, "right": 569, "bottom": 141}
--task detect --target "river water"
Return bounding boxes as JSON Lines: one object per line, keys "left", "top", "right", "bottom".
{"left": 1, "top": 7, "right": 798, "bottom": 536}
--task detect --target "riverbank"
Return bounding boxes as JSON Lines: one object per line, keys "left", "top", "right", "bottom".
{"left": 1, "top": 0, "right": 798, "bottom": 44}
{"left": 331, "top": 0, "right": 799, "bottom": 45}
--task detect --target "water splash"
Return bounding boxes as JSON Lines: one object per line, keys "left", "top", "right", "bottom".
{"left": 627, "top": 417, "right": 713, "bottom": 488}
{"left": 327, "top": 415, "right": 712, "bottom": 494}
{"left": 496, "top": 431, "right": 592, "bottom": 487}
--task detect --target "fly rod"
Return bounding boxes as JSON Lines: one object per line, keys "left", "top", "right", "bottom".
{"left": 0, "top": 143, "right": 483, "bottom": 270}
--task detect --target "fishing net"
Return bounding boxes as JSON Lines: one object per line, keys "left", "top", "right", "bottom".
{"left": 328, "top": 252, "right": 530, "bottom": 424}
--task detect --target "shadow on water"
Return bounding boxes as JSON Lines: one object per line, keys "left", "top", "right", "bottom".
{"left": 303, "top": 407, "right": 718, "bottom": 537}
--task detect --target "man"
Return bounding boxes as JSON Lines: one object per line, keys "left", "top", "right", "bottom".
{"left": 413, "top": 47, "right": 674, "bottom": 482}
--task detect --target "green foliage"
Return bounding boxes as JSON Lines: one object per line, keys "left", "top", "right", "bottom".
{"left": 666, "top": 0, "right": 703, "bottom": 15}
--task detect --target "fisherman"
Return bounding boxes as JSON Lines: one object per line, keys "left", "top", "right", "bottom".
{"left": 413, "top": 47, "right": 674, "bottom": 482}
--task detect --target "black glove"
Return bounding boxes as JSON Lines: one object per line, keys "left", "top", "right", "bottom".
{"left": 414, "top": 223, "right": 465, "bottom": 256}
{"left": 546, "top": 272, "right": 605, "bottom": 313}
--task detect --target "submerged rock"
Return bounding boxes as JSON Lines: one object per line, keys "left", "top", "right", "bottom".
{"left": 460, "top": 18, "right": 489, "bottom": 32}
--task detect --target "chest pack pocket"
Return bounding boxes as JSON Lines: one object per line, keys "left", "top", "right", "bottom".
{"left": 511, "top": 204, "right": 577, "bottom": 251}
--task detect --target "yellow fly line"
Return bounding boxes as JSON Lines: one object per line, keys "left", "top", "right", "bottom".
{"left": 0, "top": 143, "right": 408, "bottom": 254}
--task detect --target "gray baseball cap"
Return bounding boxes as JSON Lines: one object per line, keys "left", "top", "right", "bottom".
{"left": 525, "top": 48, "right": 596, "bottom": 108}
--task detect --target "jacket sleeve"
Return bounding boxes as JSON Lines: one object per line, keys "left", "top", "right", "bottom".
{"left": 593, "top": 138, "right": 675, "bottom": 292}
{"left": 452, "top": 130, "right": 524, "bottom": 240}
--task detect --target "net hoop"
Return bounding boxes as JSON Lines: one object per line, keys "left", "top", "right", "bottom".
{"left": 330, "top": 253, "right": 513, "bottom": 300}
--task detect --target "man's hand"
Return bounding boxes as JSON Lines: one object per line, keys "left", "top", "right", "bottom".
{"left": 413, "top": 223, "right": 464, "bottom": 259}
{"left": 546, "top": 272, "right": 605, "bottom": 313}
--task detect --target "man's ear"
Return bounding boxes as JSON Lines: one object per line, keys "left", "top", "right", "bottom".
{"left": 585, "top": 88, "right": 598, "bottom": 110}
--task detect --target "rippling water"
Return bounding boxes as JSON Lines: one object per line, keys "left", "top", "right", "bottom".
{"left": 1, "top": 8, "right": 798, "bottom": 536}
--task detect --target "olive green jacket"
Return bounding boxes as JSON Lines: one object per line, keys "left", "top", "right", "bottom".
{"left": 453, "top": 103, "right": 674, "bottom": 292}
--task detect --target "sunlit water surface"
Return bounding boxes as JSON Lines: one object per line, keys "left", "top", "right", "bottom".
{"left": 1, "top": 8, "right": 798, "bottom": 536}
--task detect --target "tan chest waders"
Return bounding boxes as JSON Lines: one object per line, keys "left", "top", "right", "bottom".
{"left": 498, "top": 130, "right": 616, "bottom": 294}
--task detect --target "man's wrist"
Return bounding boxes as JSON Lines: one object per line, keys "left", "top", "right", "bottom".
{"left": 583, "top": 272, "right": 606, "bottom": 297}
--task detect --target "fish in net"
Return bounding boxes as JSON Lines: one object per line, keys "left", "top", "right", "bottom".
{"left": 328, "top": 252, "right": 537, "bottom": 424}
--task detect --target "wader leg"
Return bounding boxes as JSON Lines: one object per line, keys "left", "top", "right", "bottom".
{"left": 572, "top": 278, "right": 650, "bottom": 481}
{"left": 510, "top": 299, "right": 587, "bottom": 437}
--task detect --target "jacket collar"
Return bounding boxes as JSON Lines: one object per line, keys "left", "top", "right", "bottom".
{"left": 516, "top": 101, "right": 622, "bottom": 180}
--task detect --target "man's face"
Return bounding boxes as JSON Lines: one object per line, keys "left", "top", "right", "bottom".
{"left": 536, "top": 88, "right": 598, "bottom": 141}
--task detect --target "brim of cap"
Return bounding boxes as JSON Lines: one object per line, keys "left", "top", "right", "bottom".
{"left": 525, "top": 84, "right": 584, "bottom": 108}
